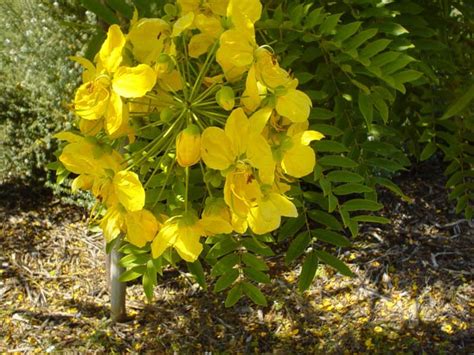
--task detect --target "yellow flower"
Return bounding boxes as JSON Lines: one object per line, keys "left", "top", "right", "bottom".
{"left": 247, "top": 192, "right": 297, "bottom": 234}
{"left": 176, "top": 124, "right": 201, "bottom": 167}
{"left": 125, "top": 209, "right": 160, "bottom": 247}
{"left": 58, "top": 136, "right": 145, "bottom": 211}
{"left": 127, "top": 18, "right": 171, "bottom": 65}
{"left": 280, "top": 123, "right": 324, "bottom": 178}
{"left": 100, "top": 205, "right": 125, "bottom": 243}
{"left": 275, "top": 81, "right": 313, "bottom": 123}
{"left": 223, "top": 163, "right": 263, "bottom": 218}
{"left": 200, "top": 198, "right": 234, "bottom": 235}
{"left": 201, "top": 108, "right": 275, "bottom": 184}
{"left": 73, "top": 25, "right": 157, "bottom": 136}
{"left": 151, "top": 213, "right": 205, "bottom": 262}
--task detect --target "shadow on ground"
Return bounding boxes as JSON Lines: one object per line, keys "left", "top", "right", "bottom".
{"left": 0, "top": 162, "right": 472, "bottom": 353}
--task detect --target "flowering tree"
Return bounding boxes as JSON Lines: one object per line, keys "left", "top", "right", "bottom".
{"left": 55, "top": 0, "right": 332, "bottom": 317}
{"left": 57, "top": 0, "right": 452, "bottom": 320}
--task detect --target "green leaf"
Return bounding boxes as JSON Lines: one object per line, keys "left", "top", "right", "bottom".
{"left": 374, "top": 176, "right": 413, "bottom": 203}
{"left": 360, "top": 39, "right": 392, "bottom": 59}
{"left": 319, "top": 13, "right": 342, "bottom": 35}
{"left": 107, "top": 0, "right": 134, "bottom": 19}
{"left": 80, "top": 0, "right": 119, "bottom": 24}
{"left": 243, "top": 267, "right": 271, "bottom": 284}
{"left": 319, "top": 155, "right": 358, "bottom": 168}
{"left": 392, "top": 70, "right": 423, "bottom": 84}
{"left": 305, "top": 7, "right": 324, "bottom": 28}
{"left": 214, "top": 269, "right": 239, "bottom": 292}
{"left": 333, "top": 183, "right": 374, "bottom": 195}
{"left": 441, "top": 84, "right": 474, "bottom": 120}
{"left": 225, "top": 284, "right": 243, "bottom": 307}
{"left": 351, "top": 215, "right": 390, "bottom": 224}
{"left": 313, "top": 229, "right": 351, "bottom": 247}
{"left": 342, "top": 199, "right": 383, "bottom": 212}
{"left": 285, "top": 231, "right": 312, "bottom": 264}
{"left": 314, "top": 250, "right": 354, "bottom": 277}
{"left": 314, "top": 141, "right": 349, "bottom": 153}
{"left": 242, "top": 282, "right": 268, "bottom": 306}
{"left": 366, "top": 157, "right": 406, "bottom": 172}
{"left": 343, "top": 29, "right": 378, "bottom": 51}
{"left": 277, "top": 215, "right": 306, "bottom": 242}
{"left": 420, "top": 142, "right": 437, "bottom": 161}
{"left": 119, "top": 253, "right": 149, "bottom": 267}
{"left": 210, "top": 253, "right": 240, "bottom": 277}
{"left": 298, "top": 251, "right": 319, "bottom": 292}
{"left": 307, "top": 210, "right": 343, "bottom": 231}
{"left": 359, "top": 93, "right": 373, "bottom": 127}
{"left": 311, "top": 124, "right": 343, "bottom": 137}
{"left": 242, "top": 253, "right": 268, "bottom": 271}
{"left": 311, "top": 108, "right": 336, "bottom": 120}
{"left": 242, "top": 238, "right": 274, "bottom": 256}
{"left": 326, "top": 171, "right": 365, "bottom": 183}
{"left": 84, "top": 30, "right": 107, "bottom": 61}
{"left": 187, "top": 260, "right": 207, "bottom": 290}
{"left": 119, "top": 266, "right": 146, "bottom": 282}
{"left": 334, "top": 22, "right": 362, "bottom": 42}
{"left": 206, "top": 237, "right": 239, "bottom": 259}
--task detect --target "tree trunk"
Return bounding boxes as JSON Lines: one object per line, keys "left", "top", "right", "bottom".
{"left": 107, "top": 241, "right": 126, "bottom": 322}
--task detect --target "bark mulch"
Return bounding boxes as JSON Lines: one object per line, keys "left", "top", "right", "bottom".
{"left": 0, "top": 164, "right": 472, "bottom": 353}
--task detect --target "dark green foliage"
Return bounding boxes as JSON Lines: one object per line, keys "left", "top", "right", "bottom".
{"left": 5, "top": 0, "right": 470, "bottom": 306}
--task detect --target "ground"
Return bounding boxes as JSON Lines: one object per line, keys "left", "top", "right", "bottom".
{"left": 0, "top": 162, "right": 472, "bottom": 353}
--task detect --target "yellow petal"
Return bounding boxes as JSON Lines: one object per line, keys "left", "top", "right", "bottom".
{"left": 128, "top": 18, "right": 170, "bottom": 64}
{"left": 177, "top": 0, "right": 199, "bottom": 13}
{"left": 104, "top": 91, "right": 124, "bottom": 135}
{"left": 195, "top": 13, "right": 222, "bottom": 37}
{"left": 225, "top": 108, "right": 249, "bottom": 156}
{"left": 174, "top": 224, "right": 203, "bottom": 262}
{"left": 125, "top": 209, "right": 159, "bottom": 247}
{"left": 151, "top": 219, "right": 178, "bottom": 259}
{"left": 217, "top": 29, "right": 255, "bottom": 68}
{"left": 54, "top": 131, "right": 83, "bottom": 143}
{"left": 254, "top": 48, "right": 291, "bottom": 89}
{"left": 227, "top": 0, "right": 262, "bottom": 31}
{"left": 100, "top": 206, "right": 125, "bottom": 243}
{"left": 79, "top": 118, "right": 103, "bottom": 136}
{"left": 269, "top": 193, "right": 297, "bottom": 217}
{"left": 74, "top": 81, "right": 110, "bottom": 120}
{"left": 99, "top": 24, "right": 125, "bottom": 73}
{"left": 113, "top": 171, "right": 145, "bottom": 212}
{"left": 70, "top": 56, "right": 96, "bottom": 83}
{"left": 112, "top": 64, "right": 157, "bottom": 98}
{"left": 246, "top": 134, "right": 275, "bottom": 184}
{"left": 281, "top": 144, "right": 315, "bottom": 178}
{"left": 300, "top": 130, "right": 325, "bottom": 145}
{"left": 189, "top": 33, "right": 215, "bottom": 58}
{"left": 172, "top": 12, "right": 195, "bottom": 37}
{"left": 241, "top": 64, "right": 262, "bottom": 112}
{"left": 201, "top": 127, "right": 235, "bottom": 170}
{"left": 59, "top": 142, "right": 97, "bottom": 175}
{"left": 276, "top": 89, "right": 312, "bottom": 123}
{"left": 248, "top": 107, "right": 273, "bottom": 135}
{"left": 248, "top": 199, "right": 280, "bottom": 235}
{"left": 158, "top": 70, "right": 183, "bottom": 92}
{"left": 71, "top": 174, "right": 94, "bottom": 192}
{"left": 231, "top": 212, "right": 248, "bottom": 234}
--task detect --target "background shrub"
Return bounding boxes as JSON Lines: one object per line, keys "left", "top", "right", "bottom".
{"left": 0, "top": 0, "right": 95, "bottom": 182}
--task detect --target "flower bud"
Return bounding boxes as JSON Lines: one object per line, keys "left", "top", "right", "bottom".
{"left": 216, "top": 86, "right": 235, "bottom": 111}
{"left": 176, "top": 124, "right": 201, "bottom": 167}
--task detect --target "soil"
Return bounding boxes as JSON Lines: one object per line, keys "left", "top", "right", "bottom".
{"left": 0, "top": 163, "right": 472, "bottom": 353}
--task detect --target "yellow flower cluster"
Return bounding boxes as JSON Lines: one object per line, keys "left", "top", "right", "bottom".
{"left": 56, "top": 0, "right": 323, "bottom": 263}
